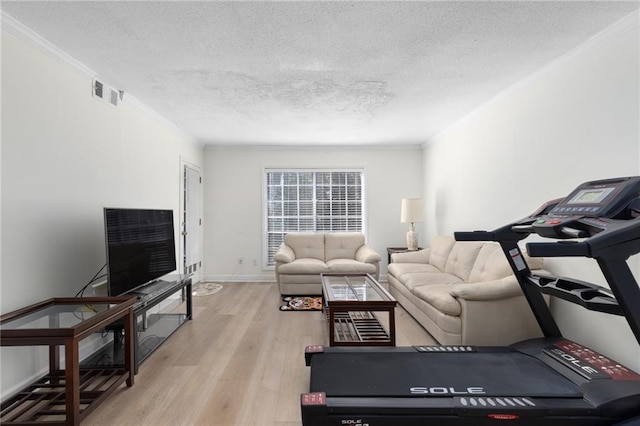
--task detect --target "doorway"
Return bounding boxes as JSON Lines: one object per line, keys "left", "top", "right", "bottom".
{"left": 182, "top": 162, "right": 201, "bottom": 278}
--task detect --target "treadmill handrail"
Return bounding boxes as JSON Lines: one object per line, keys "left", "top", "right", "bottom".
{"left": 528, "top": 274, "right": 623, "bottom": 315}
{"left": 526, "top": 241, "right": 590, "bottom": 257}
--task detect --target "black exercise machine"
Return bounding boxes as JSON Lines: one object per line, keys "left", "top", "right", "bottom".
{"left": 302, "top": 176, "right": 640, "bottom": 425}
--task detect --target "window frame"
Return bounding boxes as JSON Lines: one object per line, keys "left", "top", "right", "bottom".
{"left": 262, "top": 168, "right": 367, "bottom": 269}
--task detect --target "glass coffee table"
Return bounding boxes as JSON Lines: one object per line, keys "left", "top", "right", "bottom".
{"left": 321, "top": 273, "right": 397, "bottom": 346}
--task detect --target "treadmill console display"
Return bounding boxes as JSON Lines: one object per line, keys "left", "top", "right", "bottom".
{"left": 548, "top": 177, "right": 639, "bottom": 218}
{"left": 532, "top": 177, "right": 640, "bottom": 239}
{"left": 566, "top": 188, "right": 614, "bottom": 204}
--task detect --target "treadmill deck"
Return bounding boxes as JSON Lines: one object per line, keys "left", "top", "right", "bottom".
{"left": 310, "top": 348, "right": 581, "bottom": 398}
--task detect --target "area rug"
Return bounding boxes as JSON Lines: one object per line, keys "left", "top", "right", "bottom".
{"left": 192, "top": 282, "right": 223, "bottom": 297}
{"left": 279, "top": 296, "right": 323, "bottom": 312}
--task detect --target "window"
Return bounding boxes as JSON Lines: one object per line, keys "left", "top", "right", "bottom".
{"left": 264, "top": 169, "right": 365, "bottom": 267}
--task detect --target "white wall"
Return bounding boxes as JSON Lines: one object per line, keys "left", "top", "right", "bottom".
{"left": 1, "top": 25, "right": 203, "bottom": 397}
{"left": 423, "top": 14, "right": 640, "bottom": 371}
{"left": 203, "top": 145, "right": 423, "bottom": 282}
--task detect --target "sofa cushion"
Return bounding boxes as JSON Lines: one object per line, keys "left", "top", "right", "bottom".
{"left": 411, "top": 295, "right": 462, "bottom": 336}
{"left": 277, "top": 258, "right": 329, "bottom": 274}
{"left": 404, "top": 272, "right": 463, "bottom": 291}
{"left": 326, "top": 259, "right": 377, "bottom": 275}
{"left": 387, "top": 263, "right": 441, "bottom": 279}
{"left": 451, "top": 276, "right": 521, "bottom": 301}
{"left": 444, "top": 242, "right": 484, "bottom": 281}
{"left": 468, "top": 244, "right": 544, "bottom": 283}
{"left": 468, "top": 243, "right": 513, "bottom": 283}
{"left": 284, "top": 233, "right": 325, "bottom": 260}
{"left": 428, "top": 236, "right": 456, "bottom": 271}
{"left": 412, "top": 284, "right": 462, "bottom": 316}
{"left": 325, "top": 233, "right": 365, "bottom": 261}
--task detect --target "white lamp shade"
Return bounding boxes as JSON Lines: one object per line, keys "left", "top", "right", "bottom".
{"left": 401, "top": 198, "right": 424, "bottom": 223}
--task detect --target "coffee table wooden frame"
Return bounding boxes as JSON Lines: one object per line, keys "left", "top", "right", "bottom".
{"left": 321, "top": 273, "right": 397, "bottom": 346}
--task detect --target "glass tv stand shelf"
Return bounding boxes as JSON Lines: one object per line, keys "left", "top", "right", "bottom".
{"left": 0, "top": 297, "right": 136, "bottom": 426}
{"left": 130, "top": 274, "right": 192, "bottom": 372}
{"left": 83, "top": 274, "right": 193, "bottom": 374}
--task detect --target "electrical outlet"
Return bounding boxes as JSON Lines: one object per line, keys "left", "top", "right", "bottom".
{"left": 238, "top": 258, "right": 243, "bottom": 265}
{"left": 252, "top": 259, "right": 257, "bottom": 266}
{"left": 90, "top": 279, "right": 108, "bottom": 296}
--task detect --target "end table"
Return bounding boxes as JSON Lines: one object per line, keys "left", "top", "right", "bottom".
{"left": 0, "top": 296, "right": 136, "bottom": 425}
{"left": 386, "top": 247, "right": 423, "bottom": 264}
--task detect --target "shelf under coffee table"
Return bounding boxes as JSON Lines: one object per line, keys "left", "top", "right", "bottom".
{"left": 321, "top": 273, "right": 397, "bottom": 346}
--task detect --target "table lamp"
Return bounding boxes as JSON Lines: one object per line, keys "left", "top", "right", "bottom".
{"left": 401, "top": 198, "right": 424, "bottom": 250}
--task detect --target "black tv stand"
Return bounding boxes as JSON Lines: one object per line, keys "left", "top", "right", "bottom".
{"left": 84, "top": 274, "right": 192, "bottom": 373}
{"left": 133, "top": 279, "right": 173, "bottom": 296}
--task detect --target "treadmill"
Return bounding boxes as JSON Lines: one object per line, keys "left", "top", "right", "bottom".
{"left": 301, "top": 176, "right": 640, "bottom": 425}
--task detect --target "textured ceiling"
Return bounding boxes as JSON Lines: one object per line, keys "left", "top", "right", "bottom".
{"left": 2, "top": 1, "right": 638, "bottom": 146}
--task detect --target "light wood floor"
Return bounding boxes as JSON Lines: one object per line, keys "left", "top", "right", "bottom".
{"left": 84, "top": 282, "right": 436, "bottom": 426}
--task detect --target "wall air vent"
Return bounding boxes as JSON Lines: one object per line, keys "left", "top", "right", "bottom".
{"left": 93, "top": 79, "right": 104, "bottom": 98}
{"left": 109, "top": 88, "right": 119, "bottom": 106}
{"left": 92, "top": 78, "right": 120, "bottom": 108}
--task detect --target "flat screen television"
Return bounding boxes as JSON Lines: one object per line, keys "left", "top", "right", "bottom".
{"left": 104, "top": 208, "right": 177, "bottom": 296}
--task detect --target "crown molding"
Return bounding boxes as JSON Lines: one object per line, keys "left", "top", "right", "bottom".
{"left": 1, "top": 11, "right": 96, "bottom": 77}
{"left": 1, "top": 10, "right": 203, "bottom": 148}
{"left": 425, "top": 10, "right": 639, "bottom": 147}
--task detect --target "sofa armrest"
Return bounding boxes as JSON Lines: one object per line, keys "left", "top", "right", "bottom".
{"left": 390, "top": 248, "right": 430, "bottom": 264}
{"left": 355, "top": 244, "right": 382, "bottom": 263}
{"left": 450, "top": 276, "right": 522, "bottom": 301}
{"left": 273, "top": 244, "right": 295, "bottom": 264}
{"left": 458, "top": 295, "right": 544, "bottom": 345}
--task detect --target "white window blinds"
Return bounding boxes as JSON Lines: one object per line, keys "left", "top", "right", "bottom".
{"left": 265, "top": 169, "right": 365, "bottom": 267}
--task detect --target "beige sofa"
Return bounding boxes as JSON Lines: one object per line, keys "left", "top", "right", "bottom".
{"left": 274, "top": 232, "right": 381, "bottom": 295}
{"left": 387, "top": 235, "right": 546, "bottom": 346}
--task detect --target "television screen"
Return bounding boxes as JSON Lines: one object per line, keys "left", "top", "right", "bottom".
{"left": 104, "top": 208, "right": 177, "bottom": 296}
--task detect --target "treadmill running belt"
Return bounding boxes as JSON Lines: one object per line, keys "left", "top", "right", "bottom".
{"left": 310, "top": 351, "right": 582, "bottom": 397}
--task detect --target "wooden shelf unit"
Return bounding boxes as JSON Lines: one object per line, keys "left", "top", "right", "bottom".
{"left": 332, "top": 311, "right": 392, "bottom": 344}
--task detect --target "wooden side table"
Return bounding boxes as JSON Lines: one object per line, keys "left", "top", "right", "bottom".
{"left": 386, "top": 247, "right": 423, "bottom": 264}
{"left": 0, "top": 297, "right": 136, "bottom": 425}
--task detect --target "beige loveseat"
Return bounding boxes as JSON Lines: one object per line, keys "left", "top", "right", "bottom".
{"left": 274, "top": 233, "right": 381, "bottom": 295}
{"left": 388, "top": 235, "right": 546, "bottom": 346}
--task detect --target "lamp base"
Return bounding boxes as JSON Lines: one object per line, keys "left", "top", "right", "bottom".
{"left": 406, "top": 230, "right": 418, "bottom": 251}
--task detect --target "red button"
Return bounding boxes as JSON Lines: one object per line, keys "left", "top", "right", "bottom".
{"left": 547, "top": 220, "right": 562, "bottom": 224}
{"left": 488, "top": 414, "right": 519, "bottom": 420}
